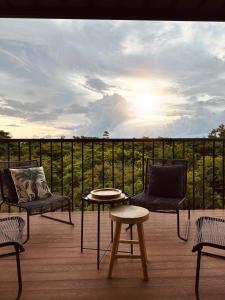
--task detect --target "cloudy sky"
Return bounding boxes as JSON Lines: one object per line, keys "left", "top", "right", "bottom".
{"left": 0, "top": 19, "right": 225, "bottom": 138}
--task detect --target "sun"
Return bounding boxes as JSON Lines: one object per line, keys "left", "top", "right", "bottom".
{"left": 131, "top": 93, "right": 160, "bottom": 117}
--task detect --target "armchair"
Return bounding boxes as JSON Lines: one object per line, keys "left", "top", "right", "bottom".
{"left": 0, "top": 160, "right": 74, "bottom": 243}
{"left": 131, "top": 158, "right": 190, "bottom": 241}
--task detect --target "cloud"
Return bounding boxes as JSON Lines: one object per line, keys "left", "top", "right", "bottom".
{"left": 77, "top": 93, "right": 130, "bottom": 136}
{"left": 198, "top": 98, "right": 225, "bottom": 107}
{"left": 0, "top": 96, "right": 62, "bottom": 122}
{"left": 55, "top": 125, "right": 78, "bottom": 131}
{"left": 162, "top": 101, "right": 225, "bottom": 137}
{"left": 1, "top": 20, "right": 225, "bottom": 137}
{"left": 84, "top": 77, "right": 115, "bottom": 94}
{"left": 64, "top": 102, "right": 88, "bottom": 114}
{"left": 6, "top": 124, "right": 21, "bottom": 127}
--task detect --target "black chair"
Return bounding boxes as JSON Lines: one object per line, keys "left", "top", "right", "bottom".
{"left": 131, "top": 158, "right": 190, "bottom": 241}
{"left": 0, "top": 160, "right": 74, "bottom": 243}
{"left": 0, "top": 216, "right": 25, "bottom": 300}
{"left": 192, "top": 216, "right": 225, "bottom": 300}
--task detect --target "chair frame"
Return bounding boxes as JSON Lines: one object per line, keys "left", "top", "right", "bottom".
{"left": 0, "top": 216, "right": 25, "bottom": 300}
{"left": 0, "top": 160, "right": 74, "bottom": 244}
{"left": 192, "top": 216, "right": 225, "bottom": 300}
{"left": 132, "top": 158, "right": 190, "bottom": 241}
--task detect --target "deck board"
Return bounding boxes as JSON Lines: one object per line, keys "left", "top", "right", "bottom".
{"left": 1, "top": 210, "right": 225, "bottom": 300}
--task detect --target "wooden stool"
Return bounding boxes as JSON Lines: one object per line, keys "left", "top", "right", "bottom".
{"left": 108, "top": 205, "right": 149, "bottom": 280}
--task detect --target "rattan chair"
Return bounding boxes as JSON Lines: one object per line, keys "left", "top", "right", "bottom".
{"left": 131, "top": 158, "right": 190, "bottom": 241}
{"left": 0, "top": 216, "right": 25, "bottom": 300}
{"left": 0, "top": 160, "right": 74, "bottom": 243}
{"left": 192, "top": 216, "right": 225, "bottom": 299}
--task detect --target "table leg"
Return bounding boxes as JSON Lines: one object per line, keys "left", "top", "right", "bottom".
{"left": 111, "top": 220, "right": 114, "bottom": 242}
{"left": 110, "top": 203, "right": 114, "bottom": 243}
{"left": 97, "top": 203, "right": 101, "bottom": 270}
{"left": 81, "top": 197, "right": 84, "bottom": 253}
{"left": 130, "top": 224, "right": 133, "bottom": 254}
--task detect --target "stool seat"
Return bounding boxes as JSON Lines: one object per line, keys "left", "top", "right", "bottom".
{"left": 109, "top": 205, "right": 149, "bottom": 224}
{"left": 108, "top": 205, "right": 149, "bottom": 281}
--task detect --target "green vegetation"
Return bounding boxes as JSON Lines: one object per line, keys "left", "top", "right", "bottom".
{"left": 0, "top": 130, "right": 11, "bottom": 139}
{"left": 208, "top": 124, "right": 225, "bottom": 138}
{"left": 1, "top": 125, "right": 225, "bottom": 211}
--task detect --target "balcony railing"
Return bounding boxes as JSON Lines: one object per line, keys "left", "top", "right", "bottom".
{"left": 0, "top": 138, "right": 225, "bottom": 211}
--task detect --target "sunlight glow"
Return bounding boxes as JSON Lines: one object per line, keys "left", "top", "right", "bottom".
{"left": 119, "top": 76, "right": 182, "bottom": 125}
{"left": 131, "top": 93, "right": 160, "bottom": 116}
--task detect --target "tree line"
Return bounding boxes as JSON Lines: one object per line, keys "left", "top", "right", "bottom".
{"left": 1, "top": 125, "right": 225, "bottom": 211}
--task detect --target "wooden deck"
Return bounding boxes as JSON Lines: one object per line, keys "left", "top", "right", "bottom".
{"left": 1, "top": 210, "right": 225, "bottom": 300}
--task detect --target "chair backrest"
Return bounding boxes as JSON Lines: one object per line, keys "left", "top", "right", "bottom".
{"left": 144, "top": 158, "right": 188, "bottom": 198}
{"left": 0, "top": 160, "right": 38, "bottom": 203}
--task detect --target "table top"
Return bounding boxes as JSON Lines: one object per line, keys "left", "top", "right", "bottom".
{"left": 82, "top": 192, "right": 128, "bottom": 204}
{"left": 90, "top": 188, "right": 122, "bottom": 200}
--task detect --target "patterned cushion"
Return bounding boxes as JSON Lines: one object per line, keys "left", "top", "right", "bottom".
{"left": 148, "top": 165, "right": 185, "bottom": 198}
{"left": 10, "top": 166, "right": 52, "bottom": 203}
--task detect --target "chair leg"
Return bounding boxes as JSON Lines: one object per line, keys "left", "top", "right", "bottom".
{"left": 23, "top": 212, "right": 30, "bottom": 244}
{"left": 15, "top": 245, "right": 23, "bottom": 300}
{"left": 195, "top": 250, "right": 201, "bottom": 300}
{"left": 176, "top": 209, "right": 190, "bottom": 241}
{"left": 0, "top": 248, "right": 24, "bottom": 258}
{"left": 41, "top": 206, "right": 74, "bottom": 225}
{"left": 68, "top": 205, "right": 74, "bottom": 225}
{"left": 201, "top": 251, "right": 225, "bottom": 260}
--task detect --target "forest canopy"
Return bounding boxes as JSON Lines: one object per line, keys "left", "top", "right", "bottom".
{"left": 1, "top": 125, "right": 225, "bottom": 211}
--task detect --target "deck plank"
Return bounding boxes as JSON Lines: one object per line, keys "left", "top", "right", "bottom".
{"left": 0, "top": 210, "right": 225, "bottom": 300}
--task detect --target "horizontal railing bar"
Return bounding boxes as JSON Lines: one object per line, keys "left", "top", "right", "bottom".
{"left": 2, "top": 137, "right": 225, "bottom": 143}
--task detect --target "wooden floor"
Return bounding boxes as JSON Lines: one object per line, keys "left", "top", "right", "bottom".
{"left": 1, "top": 210, "right": 225, "bottom": 300}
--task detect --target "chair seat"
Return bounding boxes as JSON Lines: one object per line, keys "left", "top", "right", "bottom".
{"left": 131, "top": 191, "right": 185, "bottom": 211}
{"left": 193, "top": 216, "right": 225, "bottom": 252}
{"left": 17, "top": 195, "right": 71, "bottom": 215}
{"left": 0, "top": 216, "right": 25, "bottom": 248}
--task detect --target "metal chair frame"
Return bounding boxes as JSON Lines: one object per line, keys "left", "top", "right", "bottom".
{"left": 192, "top": 216, "right": 225, "bottom": 300}
{"left": 131, "top": 158, "right": 190, "bottom": 241}
{"left": 0, "top": 216, "right": 25, "bottom": 300}
{"left": 0, "top": 160, "right": 74, "bottom": 244}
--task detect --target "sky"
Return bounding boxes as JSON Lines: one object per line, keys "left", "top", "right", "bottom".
{"left": 0, "top": 19, "right": 225, "bottom": 138}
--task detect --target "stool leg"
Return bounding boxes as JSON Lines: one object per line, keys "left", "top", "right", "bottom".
{"left": 137, "top": 222, "right": 148, "bottom": 281}
{"left": 108, "top": 222, "right": 121, "bottom": 278}
{"left": 115, "top": 230, "right": 120, "bottom": 257}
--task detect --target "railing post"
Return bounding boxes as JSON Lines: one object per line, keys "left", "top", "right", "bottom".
{"left": 202, "top": 140, "right": 205, "bottom": 209}
{"left": 192, "top": 141, "right": 195, "bottom": 209}
{"left": 223, "top": 140, "right": 225, "bottom": 209}
{"left": 71, "top": 141, "right": 74, "bottom": 211}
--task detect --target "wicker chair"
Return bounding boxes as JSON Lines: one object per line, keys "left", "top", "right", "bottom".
{"left": 131, "top": 158, "right": 190, "bottom": 241}
{"left": 0, "top": 216, "right": 25, "bottom": 300}
{"left": 0, "top": 160, "right": 74, "bottom": 243}
{"left": 192, "top": 216, "right": 225, "bottom": 299}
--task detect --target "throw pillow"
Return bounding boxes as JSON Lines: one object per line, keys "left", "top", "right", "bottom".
{"left": 10, "top": 166, "right": 52, "bottom": 203}
{"left": 148, "top": 165, "right": 185, "bottom": 198}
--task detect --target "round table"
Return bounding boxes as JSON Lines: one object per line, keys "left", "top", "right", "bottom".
{"left": 80, "top": 192, "right": 130, "bottom": 269}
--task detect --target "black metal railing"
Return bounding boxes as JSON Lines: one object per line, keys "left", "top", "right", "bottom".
{"left": 0, "top": 138, "right": 225, "bottom": 211}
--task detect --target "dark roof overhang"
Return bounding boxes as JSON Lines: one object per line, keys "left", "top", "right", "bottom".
{"left": 0, "top": 0, "right": 225, "bottom": 21}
